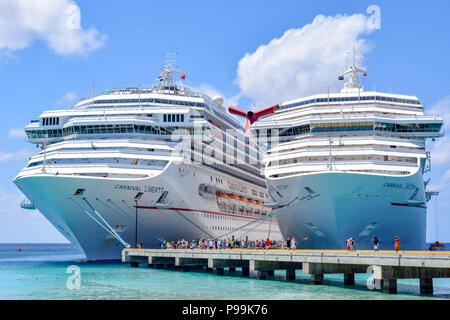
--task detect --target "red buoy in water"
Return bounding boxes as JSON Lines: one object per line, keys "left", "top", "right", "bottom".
{"left": 17, "top": 248, "right": 21, "bottom": 252}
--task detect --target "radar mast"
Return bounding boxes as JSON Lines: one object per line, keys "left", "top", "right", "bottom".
{"left": 155, "top": 51, "right": 185, "bottom": 93}
{"left": 340, "top": 46, "right": 368, "bottom": 93}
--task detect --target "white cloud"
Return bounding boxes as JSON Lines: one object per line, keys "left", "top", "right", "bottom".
{"left": 426, "top": 95, "right": 450, "bottom": 129}
{"left": 190, "top": 82, "right": 242, "bottom": 109}
{"left": 428, "top": 169, "right": 450, "bottom": 192}
{"left": 0, "top": 186, "right": 23, "bottom": 214}
{"left": 426, "top": 96, "right": 450, "bottom": 167}
{"left": 236, "top": 13, "right": 376, "bottom": 106}
{"left": 428, "top": 136, "right": 450, "bottom": 167}
{"left": 0, "top": 0, "right": 106, "bottom": 56}
{"left": 56, "top": 91, "right": 77, "bottom": 106}
{"left": 7, "top": 128, "right": 27, "bottom": 139}
{"left": 0, "top": 148, "right": 33, "bottom": 162}
{"left": 0, "top": 185, "right": 69, "bottom": 243}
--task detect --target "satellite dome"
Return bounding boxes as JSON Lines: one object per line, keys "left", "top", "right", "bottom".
{"left": 212, "top": 95, "right": 224, "bottom": 106}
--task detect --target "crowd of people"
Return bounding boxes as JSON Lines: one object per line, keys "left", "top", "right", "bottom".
{"left": 345, "top": 235, "right": 399, "bottom": 252}
{"left": 159, "top": 235, "right": 423, "bottom": 252}
{"left": 162, "top": 237, "right": 298, "bottom": 250}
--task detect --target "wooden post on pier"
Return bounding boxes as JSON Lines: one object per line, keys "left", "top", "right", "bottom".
{"left": 286, "top": 269, "right": 296, "bottom": 281}
{"left": 420, "top": 278, "right": 433, "bottom": 295}
{"left": 122, "top": 248, "right": 450, "bottom": 296}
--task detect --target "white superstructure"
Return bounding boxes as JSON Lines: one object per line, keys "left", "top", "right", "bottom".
{"left": 250, "top": 60, "right": 443, "bottom": 250}
{"left": 14, "top": 63, "right": 282, "bottom": 261}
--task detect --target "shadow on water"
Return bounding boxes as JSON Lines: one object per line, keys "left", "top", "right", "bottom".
{"left": 1, "top": 244, "right": 449, "bottom": 300}
{"left": 125, "top": 262, "right": 450, "bottom": 300}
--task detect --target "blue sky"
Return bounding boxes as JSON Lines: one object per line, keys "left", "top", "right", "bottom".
{"left": 0, "top": 0, "right": 449, "bottom": 243}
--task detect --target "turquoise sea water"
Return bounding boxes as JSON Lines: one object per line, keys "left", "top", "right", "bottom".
{"left": 1, "top": 243, "right": 449, "bottom": 300}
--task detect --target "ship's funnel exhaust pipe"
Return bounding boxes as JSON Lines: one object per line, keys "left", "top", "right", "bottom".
{"left": 228, "top": 104, "right": 279, "bottom": 131}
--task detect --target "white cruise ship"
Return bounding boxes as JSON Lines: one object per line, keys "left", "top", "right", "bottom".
{"left": 231, "top": 60, "right": 444, "bottom": 250}
{"left": 14, "top": 64, "right": 283, "bottom": 261}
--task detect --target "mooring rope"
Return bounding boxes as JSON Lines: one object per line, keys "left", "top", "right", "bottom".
{"left": 217, "top": 193, "right": 320, "bottom": 241}
{"left": 68, "top": 197, "right": 129, "bottom": 248}
{"left": 100, "top": 198, "right": 166, "bottom": 245}
{"left": 82, "top": 197, "right": 130, "bottom": 248}
{"left": 173, "top": 209, "right": 217, "bottom": 240}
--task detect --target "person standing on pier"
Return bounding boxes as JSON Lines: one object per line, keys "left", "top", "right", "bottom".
{"left": 346, "top": 238, "right": 354, "bottom": 251}
{"left": 286, "top": 237, "right": 291, "bottom": 250}
{"left": 372, "top": 236, "right": 379, "bottom": 252}
{"left": 348, "top": 238, "right": 355, "bottom": 251}
{"left": 291, "top": 237, "right": 297, "bottom": 250}
{"left": 395, "top": 236, "right": 400, "bottom": 252}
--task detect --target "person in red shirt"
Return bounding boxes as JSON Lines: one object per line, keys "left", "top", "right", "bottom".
{"left": 265, "top": 238, "right": 270, "bottom": 249}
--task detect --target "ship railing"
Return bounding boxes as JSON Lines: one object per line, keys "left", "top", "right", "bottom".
{"left": 268, "top": 169, "right": 412, "bottom": 178}
{"left": 268, "top": 159, "right": 418, "bottom": 170}
{"left": 267, "top": 145, "right": 426, "bottom": 156}
{"left": 260, "top": 112, "right": 442, "bottom": 127}
{"left": 79, "top": 85, "right": 209, "bottom": 102}
{"left": 34, "top": 149, "right": 174, "bottom": 159}
{"left": 30, "top": 162, "right": 169, "bottom": 171}
{"left": 46, "top": 138, "right": 175, "bottom": 149}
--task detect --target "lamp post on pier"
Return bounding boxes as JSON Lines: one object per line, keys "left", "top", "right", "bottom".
{"left": 134, "top": 192, "right": 144, "bottom": 248}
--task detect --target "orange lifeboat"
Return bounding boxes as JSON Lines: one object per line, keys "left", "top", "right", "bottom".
{"left": 229, "top": 195, "right": 238, "bottom": 200}
{"left": 248, "top": 199, "right": 255, "bottom": 204}
{"left": 238, "top": 196, "right": 246, "bottom": 202}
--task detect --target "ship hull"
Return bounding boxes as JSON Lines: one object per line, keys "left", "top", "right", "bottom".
{"left": 14, "top": 163, "right": 282, "bottom": 261}
{"left": 267, "top": 169, "right": 427, "bottom": 250}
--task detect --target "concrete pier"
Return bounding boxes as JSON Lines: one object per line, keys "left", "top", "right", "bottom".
{"left": 216, "top": 267, "right": 224, "bottom": 276}
{"left": 122, "top": 249, "right": 450, "bottom": 295}
{"left": 344, "top": 273, "right": 355, "bottom": 285}
{"left": 286, "top": 269, "right": 296, "bottom": 281}
{"left": 420, "top": 278, "right": 433, "bottom": 295}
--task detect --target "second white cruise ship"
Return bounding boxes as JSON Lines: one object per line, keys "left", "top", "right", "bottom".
{"left": 14, "top": 63, "right": 283, "bottom": 261}
{"left": 231, "top": 59, "right": 444, "bottom": 250}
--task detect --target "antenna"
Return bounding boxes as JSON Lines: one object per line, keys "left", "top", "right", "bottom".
{"left": 156, "top": 51, "right": 184, "bottom": 90}
{"left": 138, "top": 83, "right": 141, "bottom": 107}
{"left": 339, "top": 45, "right": 368, "bottom": 93}
{"left": 327, "top": 86, "right": 330, "bottom": 104}
{"left": 92, "top": 83, "right": 96, "bottom": 104}
{"left": 328, "top": 136, "right": 333, "bottom": 170}
{"left": 435, "top": 196, "right": 439, "bottom": 242}
{"left": 163, "top": 51, "right": 178, "bottom": 69}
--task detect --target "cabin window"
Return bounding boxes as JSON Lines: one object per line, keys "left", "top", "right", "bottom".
{"left": 74, "top": 189, "right": 85, "bottom": 196}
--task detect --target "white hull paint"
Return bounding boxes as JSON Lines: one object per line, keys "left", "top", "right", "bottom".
{"left": 267, "top": 168, "right": 427, "bottom": 250}
{"left": 15, "top": 162, "right": 282, "bottom": 261}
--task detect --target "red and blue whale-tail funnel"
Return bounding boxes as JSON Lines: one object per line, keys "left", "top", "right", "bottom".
{"left": 228, "top": 104, "right": 279, "bottom": 132}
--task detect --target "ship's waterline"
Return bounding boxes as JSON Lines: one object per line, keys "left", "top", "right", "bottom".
{"left": 15, "top": 162, "right": 282, "bottom": 261}
{"left": 268, "top": 170, "right": 427, "bottom": 250}
{"left": 14, "top": 62, "right": 283, "bottom": 261}
{"left": 232, "top": 55, "right": 444, "bottom": 251}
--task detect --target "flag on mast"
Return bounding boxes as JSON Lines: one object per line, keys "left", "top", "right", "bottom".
{"left": 181, "top": 74, "right": 185, "bottom": 80}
